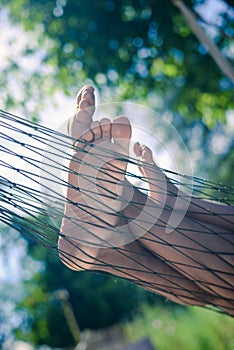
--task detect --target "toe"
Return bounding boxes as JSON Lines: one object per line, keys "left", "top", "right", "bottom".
{"left": 73, "top": 128, "right": 93, "bottom": 151}
{"left": 81, "top": 129, "right": 94, "bottom": 143}
{"left": 100, "top": 118, "right": 111, "bottom": 140}
{"left": 68, "top": 86, "right": 95, "bottom": 140}
{"left": 133, "top": 142, "right": 142, "bottom": 157}
{"left": 76, "top": 85, "right": 95, "bottom": 107}
{"left": 133, "top": 143, "right": 154, "bottom": 175}
{"left": 77, "top": 85, "right": 95, "bottom": 118}
{"left": 111, "top": 116, "right": 132, "bottom": 151}
{"left": 68, "top": 110, "right": 92, "bottom": 140}
{"left": 79, "top": 99, "right": 92, "bottom": 110}
{"left": 91, "top": 121, "right": 102, "bottom": 141}
{"left": 82, "top": 88, "right": 95, "bottom": 106}
{"left": 134, "top": 143, "right": 154, "bottom": 163}
{"left": 141, "top": 145, "right": 154, "bottom": 163}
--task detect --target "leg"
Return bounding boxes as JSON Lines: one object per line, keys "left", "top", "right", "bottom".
{"left": 121, "top": 143, "right": 234, "bottom": 305}
{"left": 58, "top": 90, "right": 214, "bottom": 308}
{"left": 134, "top": 143, "right": 234, "bottom": 231}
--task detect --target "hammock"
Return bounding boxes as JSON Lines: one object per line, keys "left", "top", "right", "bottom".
{"left": 0, "top": 109, "right": 233, "bottom": 315}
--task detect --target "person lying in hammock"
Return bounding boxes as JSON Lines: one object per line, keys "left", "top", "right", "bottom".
{"left": 59, "top": 85, "right": 234, "bottom": 316}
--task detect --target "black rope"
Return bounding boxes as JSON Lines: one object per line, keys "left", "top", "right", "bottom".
{"left": 0, "top": 109, "right": 233, "bottom": 315}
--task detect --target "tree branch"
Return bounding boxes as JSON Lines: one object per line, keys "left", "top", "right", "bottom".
{"left": 172, "top": 0, "right": 234, "bottom": 84}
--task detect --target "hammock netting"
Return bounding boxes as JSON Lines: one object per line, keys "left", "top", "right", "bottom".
{"left": 0, "top": 109, "right": 233, "bottom": 316}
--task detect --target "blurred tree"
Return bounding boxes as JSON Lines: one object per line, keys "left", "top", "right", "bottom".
{"left": 0, "top": 226, "right": 43, "bottom": 348}
{"left": 1, "top": 0, "right": 233, "bottom": 185}
{"left": 0, "top": 0, "right": 233, "bottom": 348}
{"left": 7, "top": 213, "right": 157, "bottom": 348}
{"left": 1, "top": 0, "right": 233, "bottom": 125}
{"left": 14, "top": 237, "right": 157, "bottom": 348}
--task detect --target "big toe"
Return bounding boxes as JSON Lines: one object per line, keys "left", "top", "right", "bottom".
{"left": 76, "top": 85, "right": 95, "bottom": 111}
{"left": 76, "top": 85, "right": 95, "bottom": 121}
{"left": 111, "top": 116, "right": 132, "bottom": 153}
{"left": 133, "top": 142, "right": 141, "bottom": 157}
{"left": 68, "top": 86, "right": 95, "bottom": 140}
{"left": 134, "top": 143, "right": 154, "bottom": 163}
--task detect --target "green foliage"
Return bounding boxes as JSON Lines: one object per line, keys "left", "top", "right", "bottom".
{"left": 14, "top": 241, "right": 157, "bottom": 348}
{"left": 124, "top": 304, "right": 234, "bottom": 350}
{"left": 1, "top": 1, "right": 233, "bottom": 347}
{"left": 1, "top": 0, "right": 234, "bottom": 124}
{"left": 213, "top": 142, "right": 234, "bottom": 188}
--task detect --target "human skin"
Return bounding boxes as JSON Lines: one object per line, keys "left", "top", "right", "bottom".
{"left": 134, "top": 142, "right": 234, "bottom": 232}
{"left": 121, "top": 151, "right": 234, "bottom": 301}
{"left": 59, "top": 86, "right": 234, "bottom": 315}
{"left": 119, "top": 181, "right": 234, "bottom": 312}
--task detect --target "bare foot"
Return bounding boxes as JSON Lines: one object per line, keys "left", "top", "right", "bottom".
{"left": 133, "top": 143, "right": 234, "bottom": 308}
{"left": 134, "top": 142, "right": 178, "bottom": 210}
{"left": 58, "top": 99, "right": 222, "bottom": 309}
{"left": 72, "top": 115, "right": 133, "bottom": 234}
{"left": 59, "top": 109, "right": 133, "bottom": 268}
{"left": 59, "top": 85, "right": 99, "bottom": 270}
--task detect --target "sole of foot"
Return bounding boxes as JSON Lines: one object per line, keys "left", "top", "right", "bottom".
{"left": 59, "top": 109, "right": 133, "bottom": 269}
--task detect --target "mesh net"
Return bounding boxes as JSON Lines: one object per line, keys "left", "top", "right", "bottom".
{"left": 0, "top": 109, "right": 233, "bottom": 316}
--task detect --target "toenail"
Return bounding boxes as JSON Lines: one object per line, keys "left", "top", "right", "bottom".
{"left": 79, "top": 100, "right": 91, "bottom": 109}
{"left": 82, "top": 90, "right": 94, "bottom": 98}
{"left": 84, "top": 85, "right": 94, "bottom": 91}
